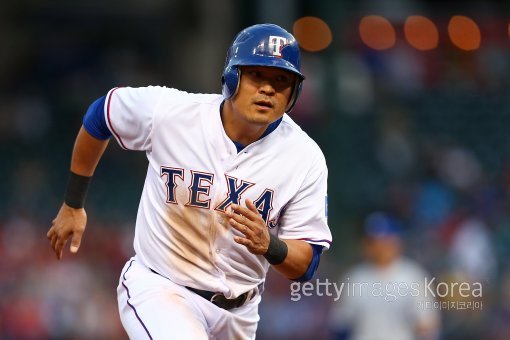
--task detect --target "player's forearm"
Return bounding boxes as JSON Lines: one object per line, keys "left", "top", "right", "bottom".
{"left": 272, "top": 239, "right": 313, "bottom": 280}
{"left": 70, "top": 126, "right": 109, "bottom": 176}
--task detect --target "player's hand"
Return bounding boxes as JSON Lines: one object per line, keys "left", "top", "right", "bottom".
{"left": 47, "top": 203, "right": 87, "bottom": 260}
{"left": 228, "top": 199, "right": 270, "bottom": 255}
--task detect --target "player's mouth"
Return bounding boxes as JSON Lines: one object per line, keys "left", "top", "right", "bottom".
{"left": 253, "top": 99, "right": 274, "bottom": 111}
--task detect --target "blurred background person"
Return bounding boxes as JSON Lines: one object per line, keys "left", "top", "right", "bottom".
{"left": 328, "top": 212, "right": 440, "bottom": 340}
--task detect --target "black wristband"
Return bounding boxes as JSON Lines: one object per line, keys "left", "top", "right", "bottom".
{"left": 64, "top": 171, "right": 92, "bottom": 208}
{"left": 263, "top": 234, "right": 288, "bottom": 265}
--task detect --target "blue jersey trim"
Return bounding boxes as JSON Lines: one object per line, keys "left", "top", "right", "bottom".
{"left": 294, "top": 244, "right": 323, "bottom": 282}
{"left": 233, "top": 117, "right": 283, "bottom": 153}
{"left": 260, "top": 117, "right": 282, "bottom": 139}
{"left": 83, "top": 95, "right": 112, "bottom": 140}
{"left": 233, "top": 140, "right": 246, "bottom": 153}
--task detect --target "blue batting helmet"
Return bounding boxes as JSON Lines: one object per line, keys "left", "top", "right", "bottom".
{"left": 363, "top": 212, "right": 402, "bottom": 239}
{"left": 222, "top": 23, "right": 305, "bottom": 113}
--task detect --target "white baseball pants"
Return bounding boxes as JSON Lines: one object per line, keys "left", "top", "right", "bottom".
{"left": 117, "top": 256, "right": 260, "bottom": 340}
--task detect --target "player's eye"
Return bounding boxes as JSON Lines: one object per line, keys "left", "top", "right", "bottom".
{"left": 276, "top": 75, "right": 289, "bottom": 83}
{"left": 244, "top": 69, "right": 260, "bottom": 77}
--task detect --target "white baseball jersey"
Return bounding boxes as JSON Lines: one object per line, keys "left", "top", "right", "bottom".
{"left": 105, "top": 86, "right": 332, "bottom": 299}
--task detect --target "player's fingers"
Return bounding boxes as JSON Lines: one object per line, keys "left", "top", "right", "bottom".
{"left": 51, "top": 236, "right": 60, "bottom": 258}
{"left": 55, "top": 241, "right": 65, "bottom": 259}
{"left": 245, "top": 201, "right": 266, "bottom": 225}
{"left": 47, "top": 219, "right": 58, "bottom": 238}
{"left": 228, "top": 208, "right": 244, "bottom": 222}
{"left": 217, "top": 208, "right": 231, "bottom": 219}
{"left": 47, "top": 227, "right": 54, "bottom": 240}
{"left": 231, "top": 203, "right": 258, "bottom": 221}
{"left": 229, "top": 218, "right": 253, "bottom": 237}
{"left": 54, "top": 232, "right": 70, "bottom": 260}
{"left": 229, "top": 217, "right": 245, "bottom": 231}
{"left": 236, "top": 201, "right": 265, "bottom": 224}
{"left": 244, "top": 199, "right": 263, "bottom": 222}
{"left": 70, "top": 230, "right": 83, "bottom": 254}
{"left": 230, "top": 212, "right": 255, "bottom": 231}
{"left": 245, "top": 199, "right": 258, "bottom": 214}
{"left": 217, "top": 207, "right": 235, "bottom": 223}
{"left": 51, "top": 233, "right": 59, "bottom": 250}
{"left": 234, "top": 235, "right": 252, "bottom": 247}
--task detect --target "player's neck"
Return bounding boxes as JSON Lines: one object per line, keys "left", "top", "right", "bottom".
{"left": 221, "top": 101, "right": 268, "bottom": 146}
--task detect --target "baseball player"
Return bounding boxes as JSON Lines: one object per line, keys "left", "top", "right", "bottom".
{"left": 47, "top": 23, "right": 332, "bottom": 339}
{"left": 328, "top": 213, "right": 440, "bottom": 340}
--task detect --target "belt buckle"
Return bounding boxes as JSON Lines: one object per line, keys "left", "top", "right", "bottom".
{"left": 210, "top": 292, "right": 247, "bottom": 310}
{"left": 210, "top": 293, "right": 223, "bottom": 304}
{"left": 210, "top": 293, "right": 232, "bottom": 310}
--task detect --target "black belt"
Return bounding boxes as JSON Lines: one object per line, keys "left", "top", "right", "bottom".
{"left": 186, "top": 286, "right": 250, "bottom": 310}
{"left": 149, "top": 268, "right": 260, "bottom": 310}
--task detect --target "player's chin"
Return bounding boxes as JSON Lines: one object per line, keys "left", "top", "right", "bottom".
{"left": 247, "top": 115, "right": 274, "bottom": 126}
{"left": 249, "top": 108, "right": 283, "bottom": 124}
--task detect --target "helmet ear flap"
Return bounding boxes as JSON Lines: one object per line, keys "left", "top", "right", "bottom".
{"left": 285, "top": 79, "right": 303, "bottom": 112}
{"left": 222, "top": 66, "right": 240, "bottom": 99}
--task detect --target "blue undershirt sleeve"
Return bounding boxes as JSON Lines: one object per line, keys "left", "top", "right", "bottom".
{"left": 83, "top": 95, "right": 112, "bottom": 140}
{"left": 293, "top": 244, "right": 324, "bottom": 282}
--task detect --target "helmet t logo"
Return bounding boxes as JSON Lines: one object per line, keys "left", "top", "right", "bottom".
{"left": 269, "top": 36, "right": 288, "bottom": 57}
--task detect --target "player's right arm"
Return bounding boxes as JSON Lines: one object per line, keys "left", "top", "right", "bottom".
{"left": 47, "top": 87, "right": 161, "bottom": 260}
{"left": 47, "top": 127, "right": 109, "bottom": 260}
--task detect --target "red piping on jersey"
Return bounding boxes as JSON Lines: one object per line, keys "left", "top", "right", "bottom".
{"left": 298, "top": 238, "right": 332, "bottom": 245}
{"left": 106, "top": 87, "right": 128, "bottom": 150}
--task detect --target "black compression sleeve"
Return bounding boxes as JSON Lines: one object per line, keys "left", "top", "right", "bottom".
{"left": 64, "top": 172, "right": 92, "bottom": 208}
{"left": 263, "top": 234, "right": 288, "bottom": 265}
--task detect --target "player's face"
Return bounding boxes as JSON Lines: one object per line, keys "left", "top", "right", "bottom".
{"left": 363, "top": 236, "right": 401, "bottom": 268}
{"left": 231, "top": 66, "right": 296, "bottom": 125}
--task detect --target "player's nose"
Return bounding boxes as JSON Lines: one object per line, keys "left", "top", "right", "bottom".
{"left": 258, "top": 80, "right": 276, "bottom": 95}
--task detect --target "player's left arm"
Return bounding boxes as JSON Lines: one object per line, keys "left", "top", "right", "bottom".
{"left": 229, "top": 199, "right": 320, "bottom": 281}
{"left": 273, "top": 238, "right": 318, "bottom": 280}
